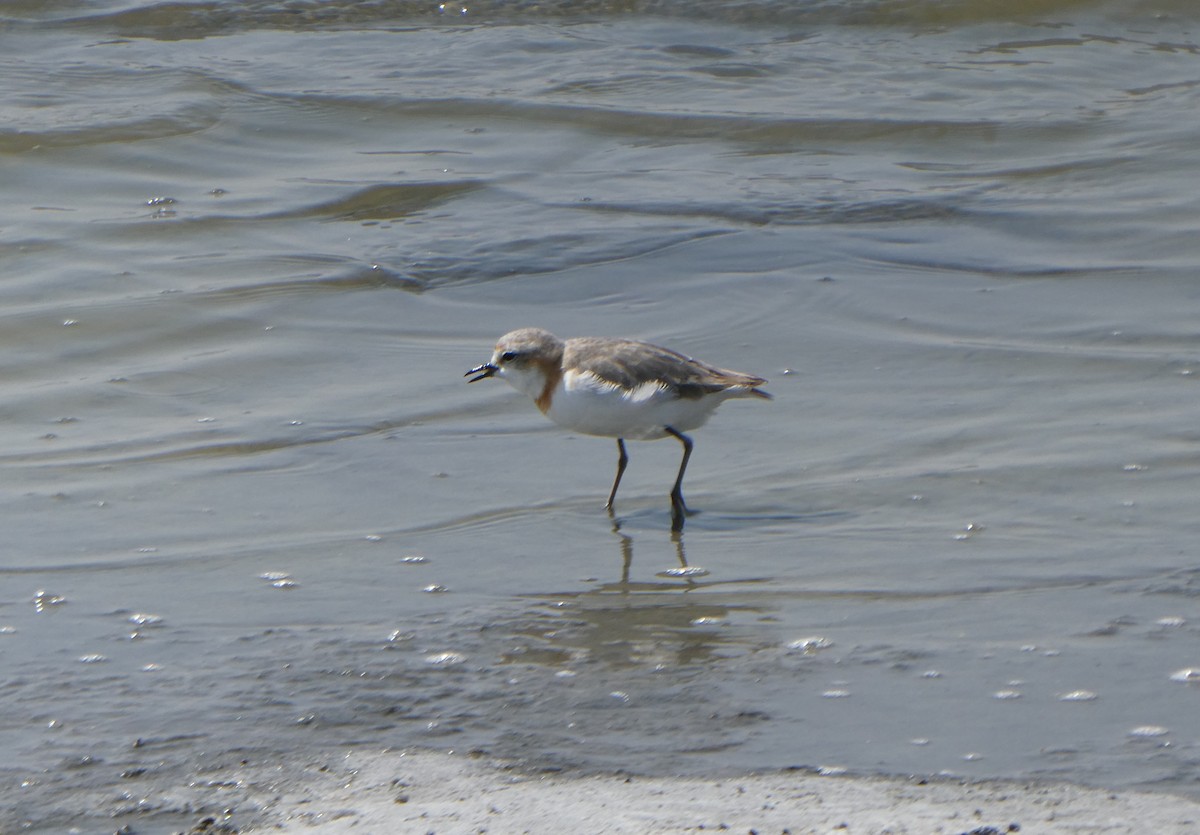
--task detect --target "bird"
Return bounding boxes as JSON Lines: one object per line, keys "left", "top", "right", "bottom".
{"left": 465, "top": 328, "right": 771, "bottom": 531}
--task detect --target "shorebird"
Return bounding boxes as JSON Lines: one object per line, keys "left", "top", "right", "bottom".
{"left": 465, "top": 328, "right": 770, "bottom": 531}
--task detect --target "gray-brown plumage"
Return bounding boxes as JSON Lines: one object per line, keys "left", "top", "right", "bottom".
{"left": 562, "top": 336, "right": 770, "bottom": 401}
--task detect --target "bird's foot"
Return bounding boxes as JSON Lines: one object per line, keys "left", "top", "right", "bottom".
{"left": 670, "top": 495, "right": 698, "bottom": 532}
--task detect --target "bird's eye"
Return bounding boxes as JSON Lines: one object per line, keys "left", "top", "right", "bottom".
{"left": 500, "top": 351, "right": 518, "bottom": 362}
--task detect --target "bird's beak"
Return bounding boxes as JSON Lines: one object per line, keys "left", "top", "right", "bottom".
{"left": 465, "top": 363, "right": 498, "bottom": 383}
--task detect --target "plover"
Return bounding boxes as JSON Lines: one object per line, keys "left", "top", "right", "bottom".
{"left": 466, "top": 328, "right": 771, "bottom": 531}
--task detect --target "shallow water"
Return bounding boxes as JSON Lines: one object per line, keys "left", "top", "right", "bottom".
{"left": 3, "top": 0, "right": 1200, "bottom": 830}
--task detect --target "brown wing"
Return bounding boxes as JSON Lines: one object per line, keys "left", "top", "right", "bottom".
{"left": 563, "top": 338, "right": 770, "bottom": 399}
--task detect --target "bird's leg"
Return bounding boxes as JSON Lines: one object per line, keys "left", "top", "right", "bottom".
{"left": 606, "top": 438, "right": 629, "bottom": 512}
{"left": 664, "top": 426, "right": 694, "bottom": 531}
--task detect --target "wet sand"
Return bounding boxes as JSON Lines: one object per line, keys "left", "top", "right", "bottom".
{"left": 256, "top": 749, "right": 1200, "bottom": 834}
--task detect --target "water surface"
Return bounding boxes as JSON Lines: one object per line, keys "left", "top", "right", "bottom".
{"left": 3, "top": 0, "right": 1200, "bottom": 830}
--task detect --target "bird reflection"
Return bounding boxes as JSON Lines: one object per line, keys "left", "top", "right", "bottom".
{"left": 609, "top": 525, "right": 700, "bottom": 588}
{"left": 519, "top": 525, "right": 765, "bottom": 669}
{"left": 510, "top": 522, "right": 770, "bottom": 671}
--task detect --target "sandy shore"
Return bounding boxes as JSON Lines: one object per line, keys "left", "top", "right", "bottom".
{"left": 250, "top": 749, "right": 1200, "bottom": 834}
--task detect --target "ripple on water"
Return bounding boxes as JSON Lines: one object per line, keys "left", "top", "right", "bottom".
{"left": 1058, "top": 690, "right": 1099, "bottom": 702}
{"left": 128, "top": 613, "right": 163, "bottom": 627}
{"left": 259, "top": 572, "right": 298, "bottom": 589}
{"left": 32, "top": 590, "right": 66, "bottom": 612}
{"left": 1128, "top": 725, "right": 1169, "bottom": 739}
{"left": 0, "top": 66, "right": 222, "bottom": 152}
{"left": 424, "top": 651, "right": 466, "bottom": 667}
{"left": 787, "top": 636, "right": 833, "bottom": 654}
{"left": 658, "top": 566, "right": 709, "bottom": 578}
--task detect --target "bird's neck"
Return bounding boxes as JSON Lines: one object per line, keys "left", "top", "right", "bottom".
{"left": 504, "top": 360, "right": 563, "bottom": 413}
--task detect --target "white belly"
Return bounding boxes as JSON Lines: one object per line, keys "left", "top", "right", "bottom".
{"left": 544, "top": 373, "right": 722, "bottom": 440}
